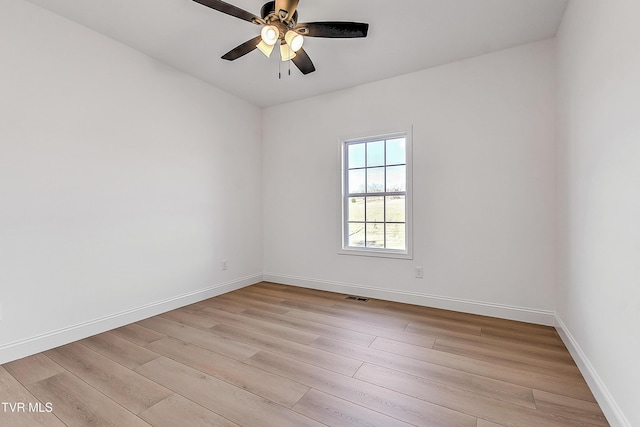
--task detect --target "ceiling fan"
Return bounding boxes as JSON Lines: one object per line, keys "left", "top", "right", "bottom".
{"left": 192, "top": 0, "right": 369, "bottom": 75}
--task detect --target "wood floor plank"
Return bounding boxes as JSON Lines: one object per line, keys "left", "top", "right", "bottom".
{"left": 407, "top": 324, "right": 576, "bottom": 362}
{"left": 264, "top": 282, "right": 554, "bottom": 338}
{"left": 175, "top": 303, "right": 205, "bottom": 314}
{"left": 263, "top": 302, "right": 438, "bottom": 348}
{"left": 477, "top": 420, "right": 507, "bottom": 427}
{"left": 137, "top": 316, "right": 258, "bottom": 360}
{"left": 331, "top": 299, "right": 484, "bottom": 336}
{"left": 145, "top": 337, "right": 309, "bottom": 408}
{"left": 532, "top": 389, "right": 608, "bottom": 426}
{"left": 27, "top": 372, "right": 150, "bottom": 427}
{"left": 278, "top": 287, "right": 369, "bottom": 308}
{"left": 374, "top": 336, "right": 581, "bottom": 383}
{"left": 480, "top": 326, "right": 567, "bottom": 349}
{"left": 241, "top": 307, "right": 377, "bottom": 347}
{"left": 293, "top": 388, "right": 413, "bottom": 427}
{"left": 218, "top": 289, "right": 288, "bottom": 308}
{"left": 280, "top": 299, "right": 410, "bottom": 330}
{"left": 312, "top": 336, "right": 537, "bottom": 409}
{"left": 241, "top": 285, "right": 340, "bottom": 307}
{"left": 253, "top": 282, "right": 291, "bottom": 291}
{"left": 110, "top": 323, "right": 166, "bottom": 347}
{"left": 81, "top": 331, "right": 161, "bottom": 369}
{"left": 408, "top": 319, "right": 482, "bottom": 336}
{"left": 160, "top": 308, "right": 218, "bottom": 330}
{"left": 478, "top": 320, "right": 560, "bottom": 338}
{"left": 355, "top": 363, "right": 591, "bottom": 427}
{"left": 213, "top": 292, "right": 291, "bottom": 315}
{"left": 333, "top": 299, "right": 480, "bottom": 334}
{"left": 201, "top": 306, "right": 321, "bottom": 345}
{"left": 433, "top": 337, "right": 583, "bottom": 379}
{"left": 45, "top": 342, "right": 172, "bottom": 415}
{"left": 135, "top": 357, "right": 323, "bottom": 427}
{"left": 139, "top": 394, "right": 239, "bottom": 427}
{"left": 287, "top": 298, "right": 481, "bottom": 344}
{"left": 401, "top": 320, "right": 500, "bottom": 341}
{"left": 244, "top": 284, "right": 409, "bottom": 330}
{"left": 275, "top": 285, "right": 353, "bottom": 303}
{"left": 0, "top": 366, "right": 66, "bottom": 427}
{"left": 287, "top": 307, "right": 386, "bottom": 335}
{"left": 379, "top": 300, "right": 555, "bottom": 335}
{"left": 370, "top": 336, "right": 436, "bottom": 359}
{"left": 348, "top": 335, "right": 595, "bottom": 402}
{"left": 247, "top": 350, "right": 476, "bottom": 427}
{"left": 376, "top": 327, "right": 439, "bottom": 348}
{"left": 3, "top": 353, "right": 65, "bottom": 386}
{"left": 209, "top": 323, "right": 363, "bottom": 376}
{"left": 189, "top": 298, "right": 249, "bottom": 314}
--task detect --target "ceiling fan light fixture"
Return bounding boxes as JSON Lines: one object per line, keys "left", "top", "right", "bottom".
{"left": 260, "top": 25, "right": 280, "bottom": 46}
{"left": 256, "top": 40, "right": 275, "bottom": 57}
{"left": 284, "top": 30, "right": 304, "bottom": 52}
{"left": 280, "top": 43, "right": 297, "bottom": 61}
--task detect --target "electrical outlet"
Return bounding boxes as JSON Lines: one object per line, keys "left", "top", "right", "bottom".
{"left": 221, "top": 260, "right": 228, "bottom": 270}
{"left": 415, "top": 267, "right": 424, "bottom": 279}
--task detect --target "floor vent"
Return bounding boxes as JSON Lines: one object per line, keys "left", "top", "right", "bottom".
{"left": 345, "top": 296, "right": 369, "bottom": 302}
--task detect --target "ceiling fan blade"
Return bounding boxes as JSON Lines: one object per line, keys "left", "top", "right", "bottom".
{"left": 221, "top": 36, "right": 262, "bottom": 61}
{"left": 193, "top": 0, "right": 262, "bottom": 25}
{"left": 275, "top": 0, "right": 299, "bottom": 20}
{"left": 295, "top": 22, "right": 369, "bottom": 38}
{"left": 291, "top": 48, "right": 316, "bottom": 75}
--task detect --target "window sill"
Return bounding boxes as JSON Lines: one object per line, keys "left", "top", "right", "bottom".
{"left": 338, "top": 247, "right": 413, "bottom": 260}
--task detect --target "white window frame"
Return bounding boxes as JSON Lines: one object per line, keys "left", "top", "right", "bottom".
{"left": 339, "top": 127, "right": 413, "bottom": 259}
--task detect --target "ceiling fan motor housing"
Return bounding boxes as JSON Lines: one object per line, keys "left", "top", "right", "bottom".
{"left": 261, "top": 1, "right": 298, "bottom": 28}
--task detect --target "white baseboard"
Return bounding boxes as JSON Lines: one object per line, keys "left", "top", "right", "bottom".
{"left": 263, "top": 273, "right": 555, "bottom": 326}
{"left": 554, "top": 314, "right": 630, "bottom": 427}
{"left": 0, "top": 274, "right": 262, "bottom": 365}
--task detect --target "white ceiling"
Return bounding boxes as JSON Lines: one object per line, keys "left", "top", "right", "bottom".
{"left": 24, "top": 0, "right": 568, "bottom": 107}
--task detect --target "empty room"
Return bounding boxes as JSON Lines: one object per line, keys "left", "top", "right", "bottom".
{"left": 1, "top": 0, "right": 638, "bottom": 426}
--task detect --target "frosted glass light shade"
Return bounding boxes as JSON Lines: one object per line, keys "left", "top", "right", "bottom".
{"left": 280, "top": 43, "right": 296, "bottom": 61}
{"left": 260, "top": 25, "right": 279, "bottom": 46}
{"left": 284, "top": 31, "right": 304, "bottom": 52}
{"left": 256, "top": 40, "right": 275, "bottom": 57}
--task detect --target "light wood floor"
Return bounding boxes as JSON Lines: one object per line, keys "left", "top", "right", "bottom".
{"left": 1, "top": 282, "right": 608, "bottom": 427}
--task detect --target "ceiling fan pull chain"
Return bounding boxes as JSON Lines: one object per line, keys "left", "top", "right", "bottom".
{"left": 279, "top": 57, "right": 282, "bottom": 79}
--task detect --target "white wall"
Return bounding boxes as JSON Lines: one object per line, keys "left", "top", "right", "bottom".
{"left": 0, "top": 0, "right": 263, "bottom": 363}
{"left": 263, "top": 40, "right": 557, "bottom": 324}
{"left": 556, "top": 1, "right": 640, "bottom": 426}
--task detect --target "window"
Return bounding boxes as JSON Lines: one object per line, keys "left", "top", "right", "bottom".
{"left": 340, "top": 130, "right": 412, "bottom": 258}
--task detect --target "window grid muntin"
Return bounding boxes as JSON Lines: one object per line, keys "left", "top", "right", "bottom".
{"left": 344, "top": 135, "right": 407, "bottom": 250}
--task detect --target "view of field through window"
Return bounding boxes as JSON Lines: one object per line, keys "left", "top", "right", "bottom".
{"left": 344, "top": 136, "right": 407, "bottom": 250}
